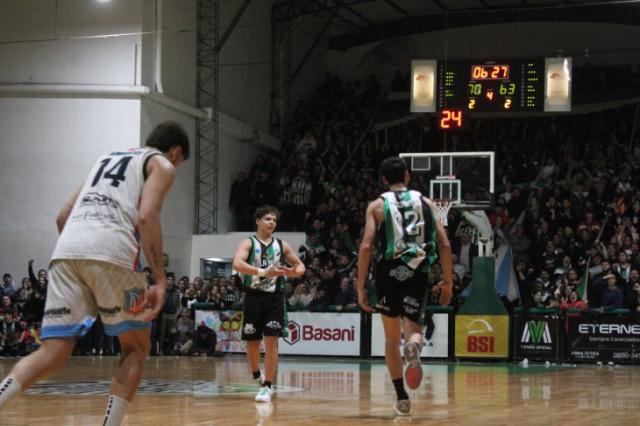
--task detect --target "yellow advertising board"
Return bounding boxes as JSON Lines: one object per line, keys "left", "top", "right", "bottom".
{"left": 455, "top": 315, "right": 509, "bottom": 358}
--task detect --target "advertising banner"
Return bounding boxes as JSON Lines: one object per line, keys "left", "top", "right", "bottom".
{"left": 370, "top": 313, "right": 449, "bottom": 358}
{"left": 195, "top": 309, "right": 244, "bottom": 353}
{"left": 568, "top": 316, "right": 640, "bottom": 363}
{"left": 280, "top": 312, "right": 361, "bottom": 356}
{"left": 455, "top": 315, "right": 509, "bottom": 358}
{"left": 514, "top": 315, "right": 560, "bottom": 361}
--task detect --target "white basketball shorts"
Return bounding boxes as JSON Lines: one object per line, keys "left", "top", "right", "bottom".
{"left": 42, "top": 259, "right": 150, "bottom": 339}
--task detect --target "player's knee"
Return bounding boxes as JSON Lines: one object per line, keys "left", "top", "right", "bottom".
{"left": 263, "top": 336, "right": 278, "bottom": 350}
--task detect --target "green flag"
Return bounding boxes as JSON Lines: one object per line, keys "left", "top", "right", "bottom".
{"left": 576, "top": 262, "right": 590, "bottom": 302}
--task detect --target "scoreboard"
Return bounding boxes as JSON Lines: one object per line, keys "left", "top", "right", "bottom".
{"left": 438, "top": 60, "right": 544, "bottom": 112}
{"left": 411, "top": 57, "right": 572, "bottom": 118}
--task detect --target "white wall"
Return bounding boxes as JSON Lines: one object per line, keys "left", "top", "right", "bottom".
{"left": 0, "top": 98, "right": 141, "bottom": 279}
{"left": 328, "top": 22, "right": 640, "bottom": 84}
{"left": 190, "top": 232, "right": 305, "bottom": 277}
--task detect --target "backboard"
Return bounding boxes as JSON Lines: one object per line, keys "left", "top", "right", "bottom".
{"left": 399, "top": 151, "right": 495, "bottom": 210}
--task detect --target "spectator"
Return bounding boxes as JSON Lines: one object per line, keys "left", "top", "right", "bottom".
{"left": 335, "top": 277, "right": 357, "bottom": 311}
{"left": 159, "top": 275, "right": 181, "bottom": 355}
{"left": 599, "top": 273, "right": 624, "bottom": 312}
{"left": 172, "top": 310, "right": 194, "bottom": 356}
{"left": 1, "top": 274, "right": 17, "bottom": 298}
{"left": 193, "top": 322, "right": 217, "bottom": 356}
{"left": 288, "top": 283, "right": 313, "bottom": 309}
{"left": 229, "top": 171, "right": 252, "bottom": 231}
{"left": 0, "top": 311, "right": 18, "bottom": 356}
{"left": 560, "top": 290, "right": 588, "bottom": 311}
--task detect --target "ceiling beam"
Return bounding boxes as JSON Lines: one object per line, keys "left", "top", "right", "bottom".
{"left": 382, "top": 0, "right": 410, "bottom": 16}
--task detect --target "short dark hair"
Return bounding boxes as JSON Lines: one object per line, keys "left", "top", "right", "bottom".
{"left": 254, "top": 205, "right": 280, "bottom": 221}
{"left": 146, "top": 121, "right": 190, "bottom": 160}
{"left": 381, "top": 157, "right": 408, "bottom": 185}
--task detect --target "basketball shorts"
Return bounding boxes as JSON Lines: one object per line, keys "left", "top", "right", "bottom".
{"left": 374, "top": 259, "right": 430, "bottom": 325}
{"left": 42, "top": 259, "right": 150, "bottom": 340}
{"left": 241, "top": 291, "right": 286, "bottom": 340}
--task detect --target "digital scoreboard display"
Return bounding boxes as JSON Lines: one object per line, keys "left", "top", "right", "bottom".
{"left": 437, "top": 60, "right": 545, "bottom": 112}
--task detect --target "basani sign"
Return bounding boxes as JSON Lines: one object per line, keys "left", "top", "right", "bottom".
{"left": 280, "top": 312, "right": 361, "bottom": 356}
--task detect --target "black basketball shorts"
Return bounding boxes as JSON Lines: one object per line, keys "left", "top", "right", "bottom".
{"left": 374, "top": 259, "right": 430, "bottom": 325}
{"left": 241, "top": 290, "right": 286, "bottom": 340}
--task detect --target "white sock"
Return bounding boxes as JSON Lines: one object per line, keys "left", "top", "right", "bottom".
{"left": 103, "top": 395, "right": 129, "bottom": 426}
{"left": 0, "top": 376, "right": 22, "bottom": 409}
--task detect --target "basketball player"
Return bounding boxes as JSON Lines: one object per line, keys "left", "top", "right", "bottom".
{"left": 357, "top": 156, "right": 452, "bottom": 416}
{"left": 232, "top": 206, "right": 305, "bottom": 403}
{"left": 0, "top": 121, "right": 189, "bottom": 425}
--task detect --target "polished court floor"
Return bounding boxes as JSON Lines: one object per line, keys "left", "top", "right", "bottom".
{"left": 0, "top": 355, "right": 639, "bottom": 425}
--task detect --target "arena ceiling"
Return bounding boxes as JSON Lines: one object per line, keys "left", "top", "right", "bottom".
{"left": 273, "top": 0, "right": 640, "bottom": 50}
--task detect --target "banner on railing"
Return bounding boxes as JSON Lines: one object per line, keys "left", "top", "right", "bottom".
{"left": 195, "top": 309, "right": 244, "bottom": 353}
{"left": 514, "top": 314, "right": 560, "bottom": 361}
{"left": 370, "top": 313, "right": 449, "bottom": 358}
{"left": 455, "top": 315, "right": 509, "bottom": 358}
{"left": 281, "top": 312, "right": 361, "bottom": 356}
{"left": 567, "top": 316, "right": 640, "bottom": 363}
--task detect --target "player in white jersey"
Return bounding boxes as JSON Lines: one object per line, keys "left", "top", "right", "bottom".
{"left": 357, "top": 156, "right": 453, "bottom": 417}
{"left": 0, "top": 121, "right": 189, "bottom": 425}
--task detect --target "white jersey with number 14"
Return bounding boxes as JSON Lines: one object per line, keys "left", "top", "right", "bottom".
{"left": 51, "top": 147, "right": 162, "bottom": 270}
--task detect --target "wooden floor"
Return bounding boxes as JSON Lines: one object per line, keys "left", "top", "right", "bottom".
{"left": 0, "top": 355, "right": 639, "bottom": 425}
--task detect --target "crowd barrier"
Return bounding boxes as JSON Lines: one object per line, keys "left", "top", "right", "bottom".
{"left": 192, "top": 304, "right": 640, "bottom": 364}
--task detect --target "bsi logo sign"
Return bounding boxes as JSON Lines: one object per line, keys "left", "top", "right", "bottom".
{"left": 521, "top": 321, "right": 552, "bottom": 344}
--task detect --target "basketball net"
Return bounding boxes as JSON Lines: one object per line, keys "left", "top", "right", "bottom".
{"left": 433, "top": 199, "right": 454, "bottom": 227}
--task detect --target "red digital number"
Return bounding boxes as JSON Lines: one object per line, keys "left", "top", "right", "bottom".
{"left": 439, "top": 109, "right": 465, "bottom": 130}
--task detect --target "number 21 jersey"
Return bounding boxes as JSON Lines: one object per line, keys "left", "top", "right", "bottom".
{"left": 51, "top": 147, "right": 162, "bottom": 270}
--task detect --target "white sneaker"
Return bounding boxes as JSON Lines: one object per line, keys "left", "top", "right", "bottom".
{"left": 255, "top": 386, "right": 273, "bottom": 402}
{"left": 394, "top": 399, "right": 411, "bottom": 416}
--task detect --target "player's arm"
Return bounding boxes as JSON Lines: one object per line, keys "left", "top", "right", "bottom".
{"left": 56, "top": 186, "right": 82, "bottom": 233}
{"left": 232, "top": 239, "right": 285, "bottom": 278}
{"left": 425, "top": 197, "right": 454, "bottom": 306}
{"left": 281, "top": 240, "right": 306, "bottom": 278}
{"left": 138, "top": 155, "right": 176, "bottom": 321}
{"left": 357, "top": 200, "right": 378, "bottom": 313}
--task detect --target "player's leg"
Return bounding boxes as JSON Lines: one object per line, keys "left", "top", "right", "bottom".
{"left": 255, "top": 293, "right": 285, "bottom": 403}
{"left": 0, "top": 338, "right": 76, "bottom": 409}
{"left": 0, "top": 260, "right": 96, "bottom": 410}
{"left": 102, "top": 328, "right": 151, "bottom": 426}
{"left": 400, "top": 275, "right": 429, "bottom": 391}
{"left": 86, "top": 261, "right": 150, "bottom": 426}
{"left": 242, "top": 292, "right": 265, "bottom": 387}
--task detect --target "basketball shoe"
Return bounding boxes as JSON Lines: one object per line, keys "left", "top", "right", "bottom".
{"left": 394, "top": 399, "right": 411, "bottom": 416}
{"left": 255, "top": 386, "right": 273, "bottom": 402}
{"left": 403, "top": 342, "right": 423, "bottom": 390}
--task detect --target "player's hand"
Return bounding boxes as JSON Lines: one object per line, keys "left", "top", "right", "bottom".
{"left": 434, "top": 281, "right": 453, "bottom": 307}
{"left": 263, "top": 263, "right": 286, "bottom": 278}
{"left": 357, "top": 287, "right": 373, "bottom": 313}
{"left": 141, "top": 279, "right": 167, "bottom": 322}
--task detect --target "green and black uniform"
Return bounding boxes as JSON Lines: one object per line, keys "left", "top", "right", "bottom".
{"left": 374, "top": 190, "right": 438, "bottom": 324}
{"left": 241, "top": 235, "right": 288, "bottom": 340}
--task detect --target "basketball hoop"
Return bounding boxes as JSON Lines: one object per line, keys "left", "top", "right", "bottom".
{"left": 433, "top": 199, "right": 455, "bottom": 227}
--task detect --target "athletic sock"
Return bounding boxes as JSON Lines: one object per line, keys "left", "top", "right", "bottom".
{"left": 252, "top": 370, "right": 262, "bottom": 380}
{"left": 263, "top": 381, "right": 272, "bottom": 388}
{"left": 102, "top": 395, "right": 129, "bottom": 426}
{"left": 392, "top": 378, "right": 409, "bottom": 401}
{"left": 0, "top": 376, "right": 22, "bottom": 409}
